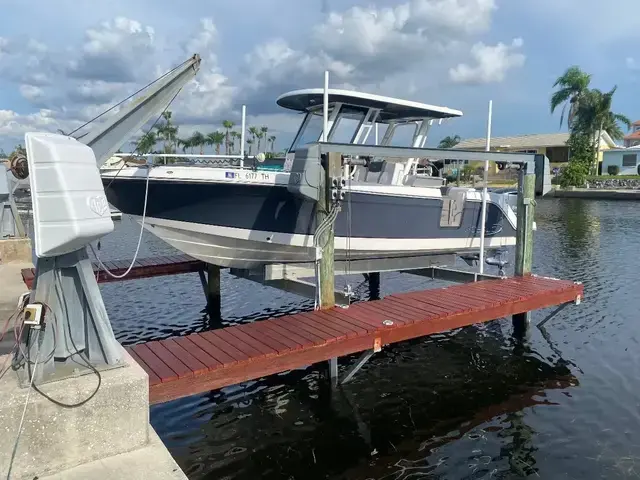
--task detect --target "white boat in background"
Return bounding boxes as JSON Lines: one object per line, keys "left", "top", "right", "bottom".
{"left": 101, "top": 88, "right": 518, "bottom": 269}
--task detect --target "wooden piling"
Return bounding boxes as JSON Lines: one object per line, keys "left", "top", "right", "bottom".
{"left": 513, "top": 165, "right": 536, "bottom": 330}
{"left": 317, "top": 152, "right": 342, "bottom": 309}
{"left": 206, "top": 264, "right": 221, "bottom": 318}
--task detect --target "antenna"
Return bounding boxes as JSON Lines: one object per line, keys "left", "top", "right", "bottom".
{"left": 478, "top": 100, "right": 493, "bottom": 274}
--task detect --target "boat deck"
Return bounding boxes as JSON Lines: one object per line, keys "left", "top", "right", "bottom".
{"left": 125, "top": 274, "right": 583, "bottom": 405}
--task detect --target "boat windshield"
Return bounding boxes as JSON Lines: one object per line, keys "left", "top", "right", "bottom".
{"left": 289, "top": 112, "right": 325, "bottom": 152}
{"left": 329, "top": 106, "right": 367, "bottom": 144}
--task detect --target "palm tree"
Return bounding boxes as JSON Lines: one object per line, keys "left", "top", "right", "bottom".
{"left": 134, "top": 131, "right": 157, "bottom": 154}
{"left": 248, "top": 126, "right": 258, "bottom": 148}
{"left": 222, "top": 120, "right": 234, "bottom": 154}
{"left": 230, "top": 131, "right": 241, "bottom": 153}
{"left": 268, "top": 135, "right": 276, "bottom": 152}
{"left": 550, "top": 66, "right": 592, "bottom": 129}
{"left": 189, "top": 131, "right": 206, "bottom": 155}
{"left": 259, "top": 126, "right": 268, "bottom": 152}
{"left": 438, "top": 135, "right": 461, "bottom": 149}
{"left": 206, "top": 131, "right": 226, "bottom": 154}
{"left": 178, "top": 137, "right": 192, "bottom": 153}
{"left": 246, "top": 138, "right": 254, "bottom": 155}
{"left": 155, "top": 110, "right": 179, "bottom": 154}
{"left": 574, "top": 86, "right": 631, "bottom": 174}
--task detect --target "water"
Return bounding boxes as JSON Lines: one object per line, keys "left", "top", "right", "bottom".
{"left": 31, "top": 198, "right": 640, "bottom": 479}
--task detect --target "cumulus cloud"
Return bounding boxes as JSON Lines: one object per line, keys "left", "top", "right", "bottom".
{"left": 240, "top": 0, "right": 503, "bottom": 113}
{"left": 449, "top": 38, "right": 525, "bottom": 84}
{"left": 67, "top": 17, "right": 155, "bottom": 82}
{"left": 0, "top": 1, "right": 522, "bottom": 150}
{"left": 19, "top": 85, "right": 45, "bottom": 102}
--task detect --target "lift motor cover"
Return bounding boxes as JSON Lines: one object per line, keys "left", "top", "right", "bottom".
{"left": 286, "top": 144, "right": 323, "bottom": 202}
{"left": 24, "top": 132, "right": 114, "bottom": 258}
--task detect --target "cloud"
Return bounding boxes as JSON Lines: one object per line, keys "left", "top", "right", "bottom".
{"left": 0, "top": 1, "right": 524, "bottom": 151}
{"left": 449, "top": 38, "right": 525, "bottom": 84}
{"left": 0, "top": 37, "right": 9, "bottom": 58}
{"left": 626, "top": 57, "right": 639, "bottom": 70}
{"left": 19, "top": 85, "right": 44, "bottom": 102}
{"left": 240, "top": 0, "right": 502, "bottom": 114}
{"left": 67, "top": 17, "right": 155, "bottom": 82}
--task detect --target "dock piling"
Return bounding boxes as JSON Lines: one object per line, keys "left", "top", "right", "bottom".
{"left": 317, "top": 152, "right": 342, "bottom": 309}
{"left": 513, "top": 163, "right": 537, "bottom": 330}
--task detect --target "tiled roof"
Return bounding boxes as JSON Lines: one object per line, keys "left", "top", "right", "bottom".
{"left": 454, "top": 133, "right": 571, "bottom": 149}
{"left": 624, "top": 130, "right": 640, "bottom": 140}
{"left": 454, "top": 132, "right": 617, "bottom": 150}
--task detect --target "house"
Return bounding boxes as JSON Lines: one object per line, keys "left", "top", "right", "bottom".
{"left": 623, "top": 120, "right": 640, "bottom": 148}
{"left": 601, "top": 146, "right": 640, "bottom": 175}
{"left": 453, "top": 132, "right": 617, "bottom": 166}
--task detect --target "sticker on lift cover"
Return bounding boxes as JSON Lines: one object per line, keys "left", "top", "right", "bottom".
{"left": 225, "top": 171, "right": 236, "bottom": 179}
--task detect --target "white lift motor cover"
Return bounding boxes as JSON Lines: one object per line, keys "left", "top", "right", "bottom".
{"left": 25, "top": 132, "right": 114, "bottom": 258}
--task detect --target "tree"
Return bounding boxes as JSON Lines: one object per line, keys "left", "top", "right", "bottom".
{"left": 178, "top": 137, "right": 193, "bottom": 153}
{"left": 268, "top": 135, "right": 276, "bottom": 152}
{"left": 573, "top": 86, "right": 630, "bottom": 174}
{"left": 258, "top": 126, "right": 268, "bottom": 152}
{"left": 550, "top": 66, "right": 591, "bottom": 129}
{"left": 155, "top": 111, "right": 179, "bottom": 154}
{"left": 230, "top": 131, "right": 241, "bottom": 153}
{"left": 133, "top": 132, "right": 157, "bottom": 155}
{"left": 248, "top": 126, "right": 258, "bottom": 150}
{"left": 189, "top": 131, "right": 206, "bottom": 155}
{"left": 222, "top": 120, "right": 234, "bottom": 154}
{"left": 246, "top": 138, "right": 254, "bottom": 155}
{"left": 438, "top": 135, "right": 461, "bottom": 149}
{"left": 206, "top": 131, "right": 225, "bottom": 154}
{"left": 0, "top": 148, "right": 7, "bottom": 159}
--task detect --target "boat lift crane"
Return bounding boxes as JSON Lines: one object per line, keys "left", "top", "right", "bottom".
{"left": 12, "top": 54, "right": 201, "bottom": 385}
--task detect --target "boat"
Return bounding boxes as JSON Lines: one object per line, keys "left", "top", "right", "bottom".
{"left": 101, "top": 88, "right": 518, "bottom": 269}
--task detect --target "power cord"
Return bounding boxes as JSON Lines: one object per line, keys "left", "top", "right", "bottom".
{"left": 6, "top": 328, "right": 41, "bottom": 480}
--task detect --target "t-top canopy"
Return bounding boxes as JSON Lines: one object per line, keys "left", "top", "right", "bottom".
{"left": 276, "top": 88, "right": 463, "bottom": 122}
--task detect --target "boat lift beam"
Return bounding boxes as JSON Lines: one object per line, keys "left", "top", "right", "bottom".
{"left": 315, "top": 141, "right": 537, "bottom": 172}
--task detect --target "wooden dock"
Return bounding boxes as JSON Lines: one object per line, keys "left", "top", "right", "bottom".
{"left": 21, "top": 254, "right": 203, "bottom": 289}
{"left": 125, "top": 274, "right": 583, "bottom": 405}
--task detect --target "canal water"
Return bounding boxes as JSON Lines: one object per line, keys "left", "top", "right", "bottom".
{"left": 31, "top": 198, "right": 640, "bottom": 479}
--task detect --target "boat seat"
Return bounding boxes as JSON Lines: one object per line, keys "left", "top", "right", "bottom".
{"left": 440, "top": 187, "right": 468, "bottom": 227}
{"left": 352, "top": 165, "right": 368, "bottom": 182}
{"left": 378, "top": 162, "right": 403, "bottom": 185}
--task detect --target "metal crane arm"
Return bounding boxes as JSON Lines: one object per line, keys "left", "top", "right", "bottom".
{"left": 79, "top": 54, "right": 201, "bottom": 167}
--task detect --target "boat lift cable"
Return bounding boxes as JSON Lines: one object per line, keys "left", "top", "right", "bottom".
{"left": 103, "top": 86, "right": 184, "bottom": 193}
{"left": 66, "top": 57, "right": 193, "bottom": 138}
{"left": 90, "top": 164, "right": 152, "bottom": 279}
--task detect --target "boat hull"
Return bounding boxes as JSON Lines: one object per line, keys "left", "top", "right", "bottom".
{"left": 103, "top": 177, "right": 517, "bottom": 268}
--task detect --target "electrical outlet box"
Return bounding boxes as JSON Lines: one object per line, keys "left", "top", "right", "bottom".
{"left": 23, "top": 303, "right": 43, "bottom": 327}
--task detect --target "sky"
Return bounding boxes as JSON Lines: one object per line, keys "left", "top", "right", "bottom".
{"left": 0, "top": 0, "right": 639, "bottom": 154}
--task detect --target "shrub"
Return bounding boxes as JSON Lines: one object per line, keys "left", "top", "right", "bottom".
{"left": 560, "top": 161, "right": 589, "bottom": 188}
{"left": 607, "top": 165, "right": 620, "bottom": 175}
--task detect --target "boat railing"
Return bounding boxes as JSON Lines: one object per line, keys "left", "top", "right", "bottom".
{"left": 112, "top": 152, "right": 284, "bottom": 170}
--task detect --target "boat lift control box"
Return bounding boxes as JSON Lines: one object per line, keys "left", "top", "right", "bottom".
{"left": 24, "top": 132, "right": 114, "bottom": 258}
{"left": 286, "top": 144, "right": 323, "bottom": 202}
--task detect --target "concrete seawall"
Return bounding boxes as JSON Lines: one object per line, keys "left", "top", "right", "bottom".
{"left": 548, "top": 188, "right": 640, "bottom": 200}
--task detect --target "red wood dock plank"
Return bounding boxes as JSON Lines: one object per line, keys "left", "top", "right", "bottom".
{"left": 21, "top": 255, "right": 204, "bottom": 289}
{"left": 131, "top": 343, "right": 179, "bottom": 383}
{"left": 123, "top": 275, "right": 582, "bottom": 405}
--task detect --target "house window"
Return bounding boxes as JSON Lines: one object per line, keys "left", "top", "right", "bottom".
{"left": 622, "top": 154, "right": 637, "bottom": 167}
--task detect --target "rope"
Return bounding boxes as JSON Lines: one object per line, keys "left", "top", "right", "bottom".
{"left": 90, "top": 165, "right": 152, "bottom": 279}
